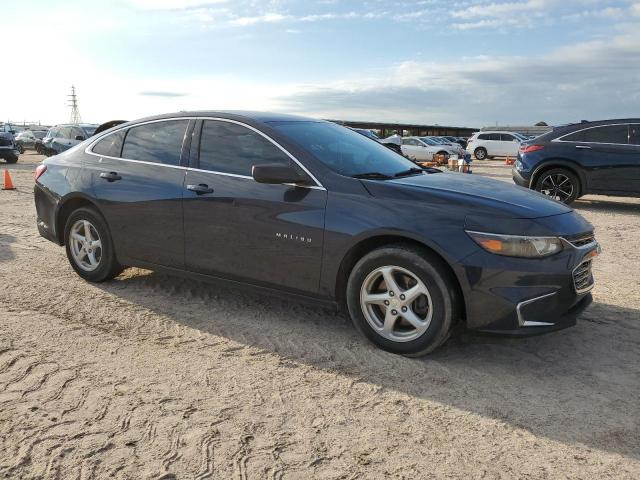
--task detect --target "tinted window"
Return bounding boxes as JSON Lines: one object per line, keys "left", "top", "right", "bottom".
{"left": 564, "top": 125, "right": 629, "bottom": 144}
{"left": 500, "top": 133, "right": 517, "bottom": 142}
{"left": 402, "top": 138, "right": 419, "bottom": 146}
{"left": 198, "top": 120, "right": 292, "bottom": 176}
{"left": 70, "top": 127, "right": 85, "bottom": 140}
{"left": 122, "top": 120, "right": 188, "bottom": 165}
{"left": 272, "top": 121, "right": 419, "bottom": 177}
{"left": 628, "top": 124, "right": 639, "bottom": 145}
{"left": 92, "top": 130, "right": 125, "bottom": 157}
{"left": 478, "top": 133, "right": 499, "bottom": 141}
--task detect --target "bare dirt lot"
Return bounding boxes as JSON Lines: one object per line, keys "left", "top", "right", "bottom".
{"left": 1, "top": 152, "right": 639, "bottom": 479}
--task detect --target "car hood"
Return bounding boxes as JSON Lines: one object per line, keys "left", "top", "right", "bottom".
{"left": 381, "top": 172, "right": 572, "bottom": 219}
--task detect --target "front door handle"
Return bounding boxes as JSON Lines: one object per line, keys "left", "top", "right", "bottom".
{"left": 100, "top": 171, "right": 122, "bottom": 182}
{"left": 187, "top": 183, "right": 214, "bottom": 195}
{"left": 575, "top": 145, "right": 592, "bottom": 149}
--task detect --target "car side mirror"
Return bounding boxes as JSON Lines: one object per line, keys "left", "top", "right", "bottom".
{"left": 252, "top": 164, "right": 308, "bottom": 185}
{"left": 75, "top": 135, "right": 85, "bottom": 141}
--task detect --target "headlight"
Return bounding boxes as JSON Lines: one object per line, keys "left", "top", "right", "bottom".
{"left": 466, "top": 231, "right": 563, "bottom": 258}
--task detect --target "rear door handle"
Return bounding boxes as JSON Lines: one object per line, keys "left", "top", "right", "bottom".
{"left": 575, "top": 145, "right": 592, "bottom": 149}
{"left": 100, "top": 171, "right": 122, "bottom": 182}
{"left": 187, "top": 183, "right": 214, "bottom": 195}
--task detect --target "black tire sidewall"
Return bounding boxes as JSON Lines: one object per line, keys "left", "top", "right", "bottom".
{"left": 535, "top": 168, "right": 579, "bottom": 204}
{"left": 64, "top": 207, "right": 121, "bottom": 282}
{"left": 346, "top": 246, "right": 455, "bottom": 356}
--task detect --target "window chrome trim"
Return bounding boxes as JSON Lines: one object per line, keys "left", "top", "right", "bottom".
{"left": 552, "top": 122, "right": 639, "bottom": 146}
{"left": 84, "top": 116, "right": 326, "bottom": 190}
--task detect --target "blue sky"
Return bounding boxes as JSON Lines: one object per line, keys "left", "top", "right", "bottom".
{"left": 3, "top": 0, "right": 640, "bottom": 127}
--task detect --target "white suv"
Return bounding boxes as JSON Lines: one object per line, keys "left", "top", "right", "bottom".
{"left": 466, "top": 131, "right": 524, "bottom": 160}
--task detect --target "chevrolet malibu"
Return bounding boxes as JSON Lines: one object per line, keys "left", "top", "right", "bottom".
{"left": 34, "top": 112, "right": 599, "bottom": 356}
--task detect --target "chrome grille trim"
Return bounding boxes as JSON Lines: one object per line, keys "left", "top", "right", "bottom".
{"left": 564, "top": 233, "right": 596, "bottom": 249}
{"left": 573, "top": 259, "right": 595, "bottom": 294}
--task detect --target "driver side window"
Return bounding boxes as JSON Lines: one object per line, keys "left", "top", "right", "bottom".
{"left": 198, "top": 120, "right": 295, "bottom": 177}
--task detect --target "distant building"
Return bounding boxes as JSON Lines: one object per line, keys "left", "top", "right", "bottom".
{"left": 481, "top": 125, "right": 553, "bottom": 136}
{"left": 330, "top": 119, "right": 477, "bottom": 138}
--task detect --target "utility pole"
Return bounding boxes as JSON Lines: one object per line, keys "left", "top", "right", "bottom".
{"left": 68, "top": 85, "right": 82, "bottom": 124}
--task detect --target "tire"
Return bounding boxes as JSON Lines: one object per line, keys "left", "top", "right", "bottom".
{"left": 474, "top": 147, "right": 487, "bottom": 160}
{"left": 64, "top": 207, "right": 123, "bottom": 282}
{"left": 4, "top": 155, "right": 18, "bottom": 164}
{"left": 534, "top": 168, "right": 579, "bottom": 204}
{"left": 346, "top": 245, "right": 459, "bottom": 356}
{"left": 17, "top": 143, "right": 25, "bottom": 154}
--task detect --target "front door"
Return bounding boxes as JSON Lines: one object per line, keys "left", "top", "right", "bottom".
{"left": 88, "top": 119, "right": 191, "bottom": 267}
{"left": 183, "top": 119, "right": 327, "bottom": 295}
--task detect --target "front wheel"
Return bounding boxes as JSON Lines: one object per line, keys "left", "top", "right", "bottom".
{"left": 535, "top": 168, "right": 579, "bottom": 204}
{"left": 64, "top": 207, "right": 123, "bottom": 282}
{"left": 346, "top": 245, "right": 458, "bottom": 356}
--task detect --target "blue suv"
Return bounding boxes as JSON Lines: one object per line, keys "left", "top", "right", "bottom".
{"left": 513, "top": 119, "right": 640, "bottom": 204}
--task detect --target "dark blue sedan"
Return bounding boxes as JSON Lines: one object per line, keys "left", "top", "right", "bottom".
{"left": 34, "top": 111, "right": 599, "bottom": 356}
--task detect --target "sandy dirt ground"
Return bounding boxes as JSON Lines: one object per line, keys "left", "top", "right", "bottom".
{"left": 1, "top": 152, "right": 639, "bottom": 479}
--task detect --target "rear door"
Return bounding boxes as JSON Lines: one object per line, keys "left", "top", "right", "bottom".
{"left": 88, "top": 119, "right": 191, "bottom": 267}
{"left": 499, "top": 133, "right": 520, "bottom": 157}
{"left": 183, "top": 119, "right": 327, "bottom": 295}
{"left": 560, "top": 124, "right": 640, "bottom": 193}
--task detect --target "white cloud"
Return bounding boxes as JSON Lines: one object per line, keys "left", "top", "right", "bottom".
{"left": 275, "top": 27, "right": 640, "bottom": 126}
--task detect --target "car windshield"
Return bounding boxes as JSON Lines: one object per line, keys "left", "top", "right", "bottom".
{"left": 82, "top": 126, "right": 97, "bottom": 137}
{"left": 419, "top": 137, "right": 439, "bottom": 146}
{"left": 272, "top": 121, "right": 421, "bottom": 178}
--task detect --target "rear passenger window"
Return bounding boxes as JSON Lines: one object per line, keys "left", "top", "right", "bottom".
{"left": 564, "top": 125, "right": 629, "bottom": 144}
{"left": 122, "top": 120, "right": 188, "bottom": 165}
{"left": 198, "top": 120, "right": 292, "bottom": 176}
{"left": 92, "top": 130, "right": 125, "bottom": 157}
{"left": 501, "top": 134, "right": 516, "bottom": 142}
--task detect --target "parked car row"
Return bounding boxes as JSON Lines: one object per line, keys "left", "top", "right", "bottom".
{"left": 15, "top": 130, "right": 47, "bottom": 153}
{"left": 400, "top": 136, "right": 465, "bottom": 162}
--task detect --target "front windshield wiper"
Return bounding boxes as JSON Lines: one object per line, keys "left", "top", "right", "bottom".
{"left": 393, "top": 167, "right": 425, "bottom": 178}
{"left": 352, "top": 172, "right": 393, "bottom": 180}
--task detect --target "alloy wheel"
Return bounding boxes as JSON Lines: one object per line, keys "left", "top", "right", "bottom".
{"left": 69, "top": 219, "right": 103, "bottom": 272}
{"left": 360, "top": 265, "right": 433, "bottom": 342}
{"left": 539, "top": 173, "right": 574, "bottom": 202}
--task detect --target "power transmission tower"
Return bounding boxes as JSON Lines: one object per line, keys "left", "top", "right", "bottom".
{"left": 67, "top": 85, "right": 82, "bottom": 124}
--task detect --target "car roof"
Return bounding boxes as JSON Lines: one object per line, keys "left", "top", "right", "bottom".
{"left": 126, "top": 110, "right": 321, "bottom": 125}
{"left": 537, "top": 118, "right": 640, "bottom": 142}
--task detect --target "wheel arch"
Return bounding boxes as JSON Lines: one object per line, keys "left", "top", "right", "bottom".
{"left": 55, "top": 194, "right": 105, "bottom": 245}
{"left": 334, "top": 234, "right": 466, "bottom": 321}
{"left": 529, "top": 159, "right": 586, "bottom": 193}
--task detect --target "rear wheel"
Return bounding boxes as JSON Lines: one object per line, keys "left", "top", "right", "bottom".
{"left": 474, "top": 147, "right": 487, "bottom": 160}
{"left": 346, "top": 245, "right": 458, "bottom": 356}
{"left": 535, "top": 168, "right": 579, "bottom": 204}
{"left": 64, "top": 207, "right": 123, "bottom": 282}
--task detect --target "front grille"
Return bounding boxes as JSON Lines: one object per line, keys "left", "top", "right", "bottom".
{"left": 0, "top": 138, "right": 12, "bottom": 147}
{"left": 573, "top": 259, "right": 594, "bottom": 293}
{"left": 565, "top": 232, "right": 595, "bottom": 248}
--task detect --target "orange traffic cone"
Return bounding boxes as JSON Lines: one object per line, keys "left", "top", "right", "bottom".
{"left": 505, "top": 157, "right": 515, "bottom": 166}
{"left": 2, "top": 169, "right": 16, "bottom": 190}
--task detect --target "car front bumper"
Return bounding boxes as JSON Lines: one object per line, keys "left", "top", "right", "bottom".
{"left": 456, "top": 236, "right": 599, "bottom": 336}
{"left": 512, "top": 166, "right": 530, "bottom": 188}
